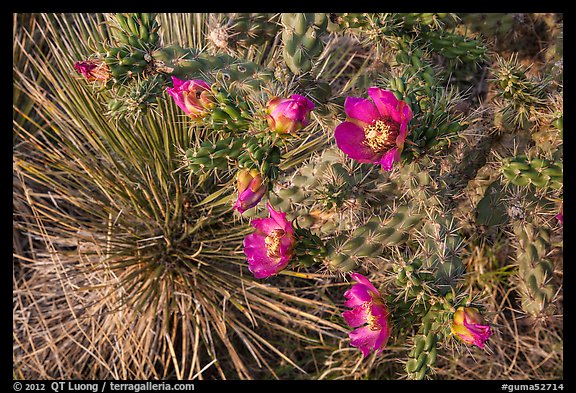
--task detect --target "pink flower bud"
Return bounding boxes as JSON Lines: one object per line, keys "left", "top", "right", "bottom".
{"left": 74, "top": 60, "right": 110, "bottom": 82}
{"left": 266, "top": 94, "right": 315, "bottom": 134}
{"left": 450, "top": 307, "right": 492, "bottom": 348}
{"left": 166, "top": 76, "right": 214, "bottom": 119}
{"left": 556, "top": 205, "right": 563, "bottom": 225}
{"left": 233, "top": 169, "right": 267, "bottom": 214}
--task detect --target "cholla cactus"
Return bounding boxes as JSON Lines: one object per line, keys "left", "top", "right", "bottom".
{"left": 14, "top": 12, "right": 562, "bottom": 381}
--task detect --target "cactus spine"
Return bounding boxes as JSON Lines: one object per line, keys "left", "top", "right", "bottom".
{"left": 501, "top": 155, "right": 562, "bottom": 189}
{"left": 513, "top": 223, "right": 556, "bottom": 319}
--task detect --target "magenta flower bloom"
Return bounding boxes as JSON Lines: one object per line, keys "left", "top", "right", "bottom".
{"left": 342, "top": 273, "right": 392, "bottom": 357}
{"left": 166, "top": 76, "right": 214, "bottom": 119}
{"left": 74, "top": 60, "right": 110, "bottom": 82}
{"left": 243, "top": 203, "right": 295, "bottom": 278}
{"left": 334, "top": 87, "right": 413, "bottom": 171}
{"left": 450, "top": 307, "right": 493, "bottom": 349}
{"left": 266, "top": 94, "right": 315, "bottom": 134}
{"left": 233, "top": 169, "right": 267, "bottom": 214}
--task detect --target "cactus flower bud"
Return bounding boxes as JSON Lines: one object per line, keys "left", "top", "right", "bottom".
{"left": 266, "top": 94, "right": 315, "bottom": 134}
{"left": 243, "top": 203, "right": 295, "bottom": 278}
{"left": 233, "top": 169, "right": 267, "bottom": 214}
{"left": 334, "top": 87, "right": 413, "bottom": 171}
{"left": 166, "top": 76, "right": 214, "bottom": 119}
{"left": 450, "top": 307, "right": 493, "bottom": 348}
{"left": 74, "top": 60, "right": 110, "bottom": 82}
{"left": 342, "top": 273, "right": 392, "bottom": 358}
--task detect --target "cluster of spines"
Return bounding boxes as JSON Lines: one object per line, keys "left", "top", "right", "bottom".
{"left": 332, "top": 13, "right": 449, "bottom": 32}
{"left": 91, "top": 14, "right": 275, "bottom": 119}
{"left": 111, "top": 13, "right": 161, "bottom": 51}
{"left": 405, "top": 306, "right": 442, "bottom": 380}
{"left": 269, "top": 148, "right": 380, "bottom": 231}
{"left": 422, "top": 30, "right": 487, "bottom": 63}
{"left": 208, "top": 13, "right": 280, "bottom": 53}
{"left": 383, "top": 39, "right": 467, "bottom": 154}
{"left": 458, "top": 13, "right": 517, "bottom": 41}
{"left": 492, "top": 54, "right": 550, "bottom": 131}
{"left": 501, "top": 155, "right": 562, "bottom": 189}
{"left": 184, "top": 137, "right": 246, "bottom": 173}
{"left": 513, "top": 223, "right": 556, "bottom": 319}
{"left": 184, "top": 136, "right": 281, "bottom": 181}
{"left": 325, "top": 205, "right": 423, "bottom": 273}
{"left": 390, "top": 257, "right": 460, "bottom": 380}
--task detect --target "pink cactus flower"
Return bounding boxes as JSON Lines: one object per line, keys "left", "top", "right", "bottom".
{"left": 233, "top": 169, "right": 267, "bottom": 214}
{"left": 450, "top": 307, "right": 493, "bottom": 349}
{"left": 166, "top": 76, "right": 214, "bottom": 119}
{"left": 74, "top": 60, "right": 110, "bottom": 82}
{"left": 342, "top": 273, "right": 392, "bottom": 357}
{"left": 555, "top": 206, "right": 563, "bottom": 225}
{"left": 266, "top": 94, "right": 315, "bottom": 134}
{"left": 243, "top": 203, "right": 295, "bottom": 278}
{"left": 334, "top": 87, "right": 413, "bottom": 171}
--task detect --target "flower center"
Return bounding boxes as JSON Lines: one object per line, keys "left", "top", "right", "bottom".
{"left": 265, "top": 229, "right": 285, "bottom": 258}
{"left": 367, "top": 312, "right": 382, "bottom": 331}
{"left": 362, "top": 119, "right": 399, "bottom": 154}
{"left": 363, "top": 293, "right": 387, "bottom": 331}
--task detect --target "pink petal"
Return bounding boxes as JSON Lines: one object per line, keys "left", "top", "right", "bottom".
{"left": 279, "top": 234, "right": 295, "bottom": 258}
{"left": 251, "top": 217, "right": 281, "bottom": 236}
{"left": 334, "top": 122, "right": 381, "bottom": 163}
{"left": 243, "top": 233, "right": 287, "bottom": 278}
{"left": 248, "top": 251, "right": 290, "bottom": 279}
{"left": 342, "top": 305, "right": 369, "bottom": 328}
{"left": 344, "top": 96, "right": 380, "bottom": 124}
{"left": 378, "top": 147, "right": 399, "bottom": 171}
{"left": 166, "top": 88, "right": 190, "bottom": 115}
{"left": 400, "top": 100, "right": 413, "bottom": 123}
{"left": 343, "top": 283, "right": 373, "bottom": 308}
{"left": 367, "top": 87, "right": 403, "bottom": 124}
{"left": 370, "top": 303, "right": 389, "bottom": 319}
{"left": 234, "top": 185, "right": 266, "bottom": 214}
{"left": 266, "top": 203, "right": 293, "bottom": 236}
{"left": 249, "top": 258, "right": 288, "bottom": 278}
{"left": 349, "top": 325, "right": 382, "bottom": 358}
{"left": 189, "top": 79, "right": 211, "bottom": 91}
{"left": 171, "top": 76, "right": 185, "bottom": 89}
{"left": 291, "top": 94, "right": 315, "bottom": 111}
{"left": 463, "top": 320, "right": 492, "bottom": 348}
{"left": 243, "top": 233, "right": 267, "bottom": 258}
{"left": 350, "top": 273, "right": 379, "bottom": 294}
{"left": 556, "top": 212, "right": 563, "bottom": 225}
{"left": 373, "top": 328, "right": 391, "bottom": 355}
{"left": 396, "top": 122, "right": 409, "bottom": 147}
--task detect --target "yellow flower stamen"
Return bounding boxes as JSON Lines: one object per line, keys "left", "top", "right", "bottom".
{"left": 362, "top": 119, "right": 399, "bottom": 153}
{"left": 363, "top": 295, "right": 385, "bottom": 331}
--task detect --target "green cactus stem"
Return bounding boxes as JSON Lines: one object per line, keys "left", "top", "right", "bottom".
{"left": 110, "top": 13, "right": 161, "bottom": 51}
{"left": 501, "top": 155, "right": 562, "bottom": 190}
{"left": 281, "top": 13, "right": 328, "bottom": 75}
{"left": 513, "top": 223, "right": 557, "bottom": 319}
{"left": 208, "top": 13, "right": 280, "bottom": 53}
